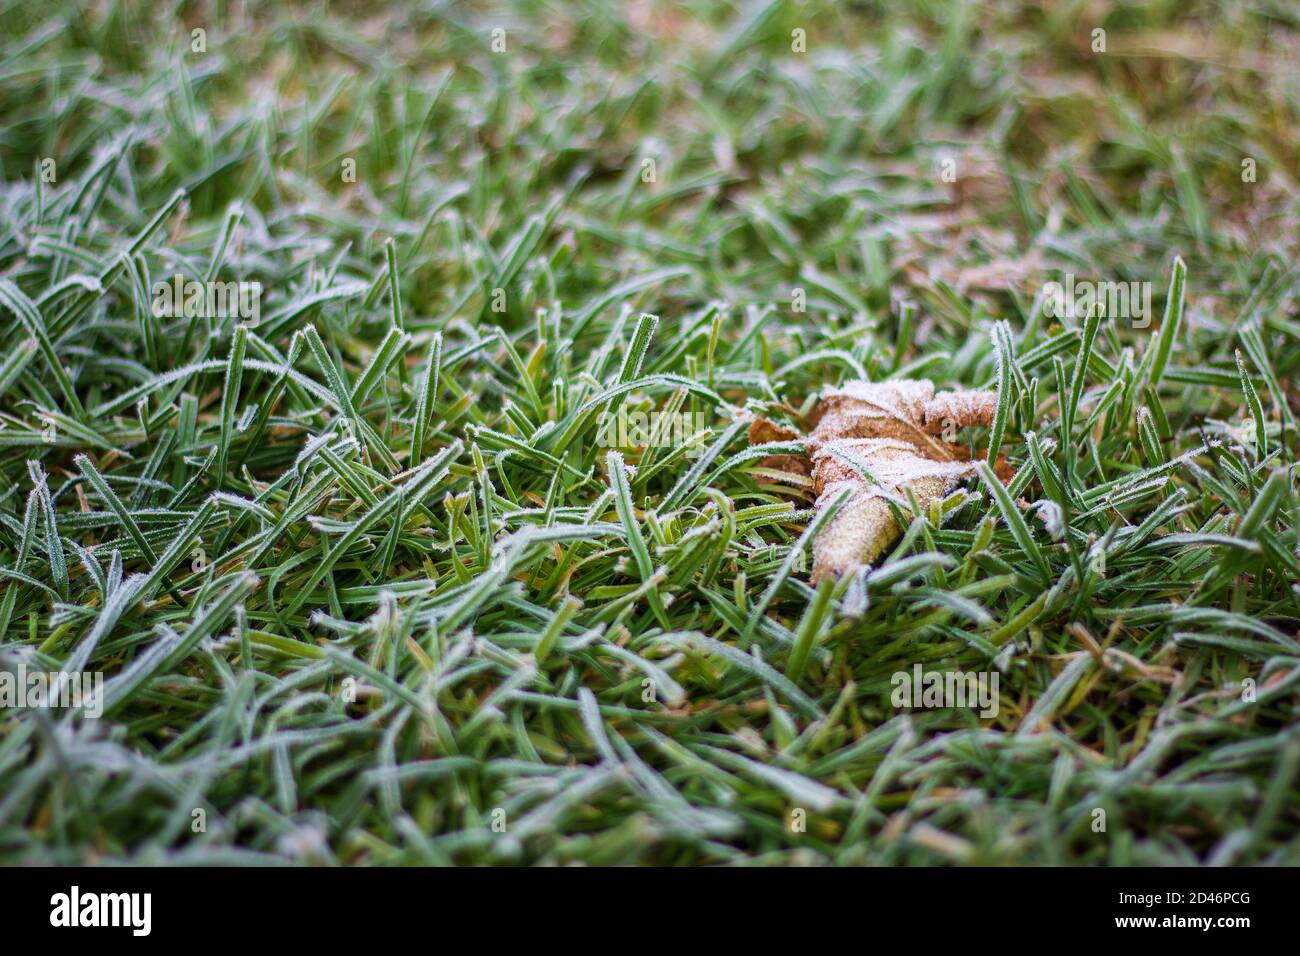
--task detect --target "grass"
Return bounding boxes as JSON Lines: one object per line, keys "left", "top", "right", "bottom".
{"left": 0, "top": 0, "right": 1298, "bottom": 865}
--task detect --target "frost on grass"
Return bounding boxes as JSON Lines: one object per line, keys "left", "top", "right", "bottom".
{"left": 749, "top": 380, "right": 1000, "bottom": 582}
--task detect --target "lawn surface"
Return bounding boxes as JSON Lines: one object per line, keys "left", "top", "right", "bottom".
{"left": 1, "top": 0, "right": 1299, "bottom": 865}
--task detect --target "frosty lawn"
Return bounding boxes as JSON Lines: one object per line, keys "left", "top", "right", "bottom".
{"left": 1, "top": 1, "right": 1298, "bottom": 865}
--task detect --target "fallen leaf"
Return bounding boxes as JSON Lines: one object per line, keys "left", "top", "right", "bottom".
{"left": 747, "top": 379, "right": 1000, "bottom": 582}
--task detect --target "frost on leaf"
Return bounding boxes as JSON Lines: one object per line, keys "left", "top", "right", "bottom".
{"left": 749, "top": 380, "right": 1000, "bottom": 582}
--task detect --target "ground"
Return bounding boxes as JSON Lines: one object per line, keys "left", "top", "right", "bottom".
{"left": 0, "top": 0, "right": 1298, "bottom": 865}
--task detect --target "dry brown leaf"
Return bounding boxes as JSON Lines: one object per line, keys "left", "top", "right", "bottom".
{"left": 748, "top": 380, "right": 1000, "bottom": 582}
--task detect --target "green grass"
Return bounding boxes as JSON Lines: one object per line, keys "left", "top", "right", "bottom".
{"left": 1, "top": 0, "right": 1299, "bottom": 865}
